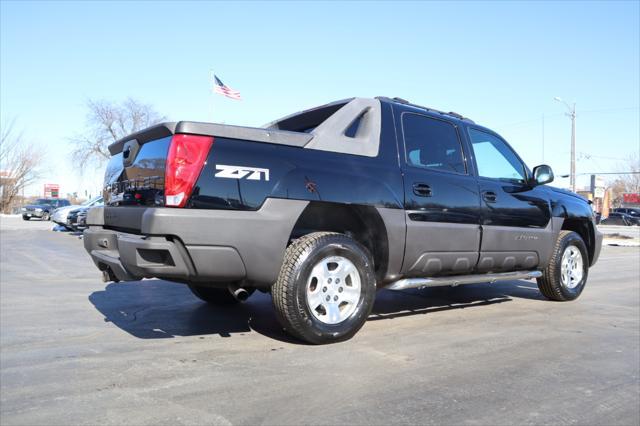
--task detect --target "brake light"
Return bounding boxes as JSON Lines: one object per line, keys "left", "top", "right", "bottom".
{"left": 165, "top": 134, "right": 214, "bottom": 207}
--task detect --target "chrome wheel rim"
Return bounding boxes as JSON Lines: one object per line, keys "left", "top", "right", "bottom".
{"left": 560, "top": 245, "right": 584, "bottom": 289}
{"left": 306, "top": 255, "right": 362, "bottom": 325}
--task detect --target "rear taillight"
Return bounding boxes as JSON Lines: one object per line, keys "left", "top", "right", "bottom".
{"left": 165, "top": 134, "right": 214, "bottom": 207}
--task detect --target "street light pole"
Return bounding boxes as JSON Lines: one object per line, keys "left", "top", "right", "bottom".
{"left": 569, "top": 102, "right": 576, "bottom": 192}
{"left": 554, "top": 97, "right": 577, "bottom": 192}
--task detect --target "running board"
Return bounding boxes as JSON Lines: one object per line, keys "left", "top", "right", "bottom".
{"left": 386, "top": 270, "right": 542, "bottom": 291}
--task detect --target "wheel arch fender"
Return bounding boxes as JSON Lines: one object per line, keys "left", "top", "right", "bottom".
{"left": 288, "top": 201, "right": 406, "bottom": 283}
{"left": 552, "top": 198, "right": 597, "bottom": 265}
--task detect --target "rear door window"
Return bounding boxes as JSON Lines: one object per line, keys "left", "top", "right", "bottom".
{"left": 402, "top": 113, "right": 466, "bottom": 174}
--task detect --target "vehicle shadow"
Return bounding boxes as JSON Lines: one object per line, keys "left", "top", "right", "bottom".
{"left": 88, "top": 279, "right": 545, "bottom": 343}
{"left": 51, "top": 225, "right": 83, "bottom": 238}
{"left": 89, "top": 280, "right": 294, "bottom": 342}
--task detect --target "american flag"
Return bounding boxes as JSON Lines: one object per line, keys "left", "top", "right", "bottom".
{"left": 213, "top": 75, "right": 241, "bottom": 100}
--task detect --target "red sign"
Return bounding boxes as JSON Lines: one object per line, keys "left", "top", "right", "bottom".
{"left": 623, "top": 193, "right": 640, "bottom": 204}
{"left": 44, "top": 183, "right": 60, "bottom": 198}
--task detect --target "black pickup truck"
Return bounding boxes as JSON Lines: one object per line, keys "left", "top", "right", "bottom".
{"left": 83, "top": 97, "right": 602, "bottom": 344}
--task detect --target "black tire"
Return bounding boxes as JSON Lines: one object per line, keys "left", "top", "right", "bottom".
{"left": 188, "top": 284, "right": 253, "bottom": 306}
{"left": 22, "top": 215, "right": 30, "bottom": 221}
{"left": 537, "top": 230, "right": 589, "bottom": 301}
{"left": 272, "top": 232, "right": 376, "bottom": 344}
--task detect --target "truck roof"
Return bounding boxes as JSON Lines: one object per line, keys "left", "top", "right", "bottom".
{"left": 376, "top": 96, "right": 475, "bottom": 124}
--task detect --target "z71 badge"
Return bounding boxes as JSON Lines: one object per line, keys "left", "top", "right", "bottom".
{"left": 215, "top": 164, "right": 270, "bottom": 181}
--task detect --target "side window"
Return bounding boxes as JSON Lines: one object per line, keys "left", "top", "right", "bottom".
{"left": 468, "top": 128, "right": 526, "bottom": 182}
{"left": 402, "top": 113, "right": 466, "bottom": 174}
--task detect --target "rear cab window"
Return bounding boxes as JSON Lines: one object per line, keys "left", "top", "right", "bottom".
{"left": 267, "top": 101, "right": 349, "bottom": 133}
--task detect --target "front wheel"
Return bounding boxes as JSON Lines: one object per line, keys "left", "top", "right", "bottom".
{"left": 537, "top": 230, "right": 589, "bottom": 301}
{"left": 41, "top": 212, "right": 50, "bottom": 221}
{"left": 22, "top": 215, "right": 30, "bottom": 221}
{"left": 272, "top": 232, "right": 376, "bottom": 344}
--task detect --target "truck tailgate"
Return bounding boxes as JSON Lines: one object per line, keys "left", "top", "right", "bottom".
{"left": 102, "top": 121, "right": 312, "bottom": 231}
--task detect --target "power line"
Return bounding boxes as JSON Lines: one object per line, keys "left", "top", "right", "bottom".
{"left": 498, "top": 106, "right": 639, "bottom": 129}
{"left": 499, "top": 113, "right": 562, "bottom": 128}
{"left": 577, "top": 152, "right": 629, "bottom": 161}
{"left": 558, "top": 171, "right": 640, "bottom": 177}
{"left": 579, "top": 107, "right": 639, "bottom": 114}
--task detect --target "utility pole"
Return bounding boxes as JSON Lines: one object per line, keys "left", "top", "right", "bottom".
{"left": 554, "top": 97, "right": 577, "bottom": 192}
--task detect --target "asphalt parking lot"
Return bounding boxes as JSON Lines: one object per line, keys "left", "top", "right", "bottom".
{"left": 1, "top": 216, "right": 639, "bottom": 425}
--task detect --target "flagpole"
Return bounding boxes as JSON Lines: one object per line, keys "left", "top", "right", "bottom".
{"left": 209, "top": 69, "right": 215, "bottom": 123}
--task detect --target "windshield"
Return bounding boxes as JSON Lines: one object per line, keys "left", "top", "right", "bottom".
{"left": 35, "top": 199, "right": 55, "bottom": 205}
{"left": 82, "top": 196, "right": 103, "bottom": 206}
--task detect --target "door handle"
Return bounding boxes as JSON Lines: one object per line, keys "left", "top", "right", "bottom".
{"left": 483, "top": 191, "right": 497, "bottom": 203}
{"left": 413, "top": 183, "right": 432, "bottom": 197}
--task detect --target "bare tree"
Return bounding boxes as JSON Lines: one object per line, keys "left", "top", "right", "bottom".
{"left": 609, "top": 152, "right": 640, "bottom": 206}
{"left": 71, "top": 98, "right": 166, "bottom": 169}
{"left": 0, "top": 122, "right": 44, "bottom": 213}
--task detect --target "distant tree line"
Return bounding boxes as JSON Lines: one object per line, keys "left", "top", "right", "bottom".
{"left": 0, "top": 122, "right": 43, "bottom": 213}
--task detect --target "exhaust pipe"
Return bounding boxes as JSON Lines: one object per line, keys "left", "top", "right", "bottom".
{"left": 228, "top": 283, "right": 250, "bottom": 302}
{"left": 101, "top": 268, "right": 120, "bottom": 283}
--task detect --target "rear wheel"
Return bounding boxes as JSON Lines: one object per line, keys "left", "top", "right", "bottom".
{"left": 188, "top": 285, "right": 254, "bottom": 306}
{"left": 537, "top": 230, "right": 589, "bottom": 301}
{"left": 272, "top": 232, "right": 376, "bottom": 344}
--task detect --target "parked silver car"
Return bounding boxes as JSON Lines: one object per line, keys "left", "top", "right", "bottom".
{"left": 52, "top": 196, "right": 103, "bottom": 229}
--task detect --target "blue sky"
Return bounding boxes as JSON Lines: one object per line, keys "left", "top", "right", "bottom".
{"left": 1, "top": 0, "right": 639, "bottom": 196}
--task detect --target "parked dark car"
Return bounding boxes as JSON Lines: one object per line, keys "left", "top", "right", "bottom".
{"left": 613, "top": 207, "right": 640, "bottom": 222}
{"left": 83, "top": 96, "right": 603, "bottom": 344}
{"left": 594, "top": 211, "right": 602, "bottom": 224}
{"left": 76, "top": 209, "right": 89, "bottom": 230}
{"left": 66, "top": 207, "right": 89, "bottom": 231}
{"left": 601, "top": 212, "right": 637, "bottom": 226}
{"left": 22, "top": 198, "right": 71, "bottom": 221}
{"left": 624, "top": 215, "right": 640, "bottom": 226}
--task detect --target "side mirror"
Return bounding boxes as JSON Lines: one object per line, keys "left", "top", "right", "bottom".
{"left": 532, "top": 164, "right": 554, "bottom": 186}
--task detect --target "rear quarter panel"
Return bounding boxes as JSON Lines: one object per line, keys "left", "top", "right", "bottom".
{"left": 190, "top": 137, "right": 404, "bottom": 210}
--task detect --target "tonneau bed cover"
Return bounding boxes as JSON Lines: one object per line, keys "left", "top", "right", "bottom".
{"left": 108, "top": 121, "right": 313, "bottom": 155}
